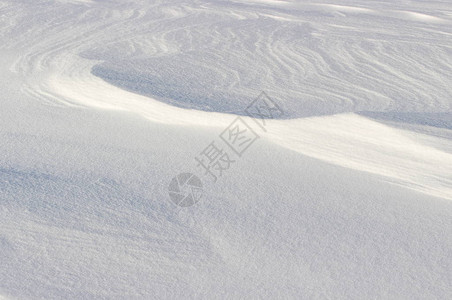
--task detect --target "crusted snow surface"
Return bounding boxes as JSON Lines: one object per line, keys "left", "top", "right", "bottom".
{"left": 0, "top": 0, "right": 451, "bottom": 299}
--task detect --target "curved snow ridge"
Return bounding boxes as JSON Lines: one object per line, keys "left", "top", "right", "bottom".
{"left": 24, "top": 60, "right": 452, "bottom": 201}
{"left": 267, "top": 114, "right": 452, "bottom": 201}
{"left": 31, "top": 56, "right": 233, "bottom": 127}
{"left": 5, "top": 0, "right": 452, "bottom": 200}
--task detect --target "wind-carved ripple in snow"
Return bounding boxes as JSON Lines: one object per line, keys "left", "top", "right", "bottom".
{"left": 2, "top": 0, "right": 452, "bottom": 200}
{"left": 80, "top": 0, "right": 452, "bottom": 117}
{"left": 3, "top": 0, "right": 451, "bottom": 116}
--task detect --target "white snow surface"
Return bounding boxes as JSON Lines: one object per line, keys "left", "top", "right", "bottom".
{"left": 1, "top": 0, "right": 452, "bottom": 299}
